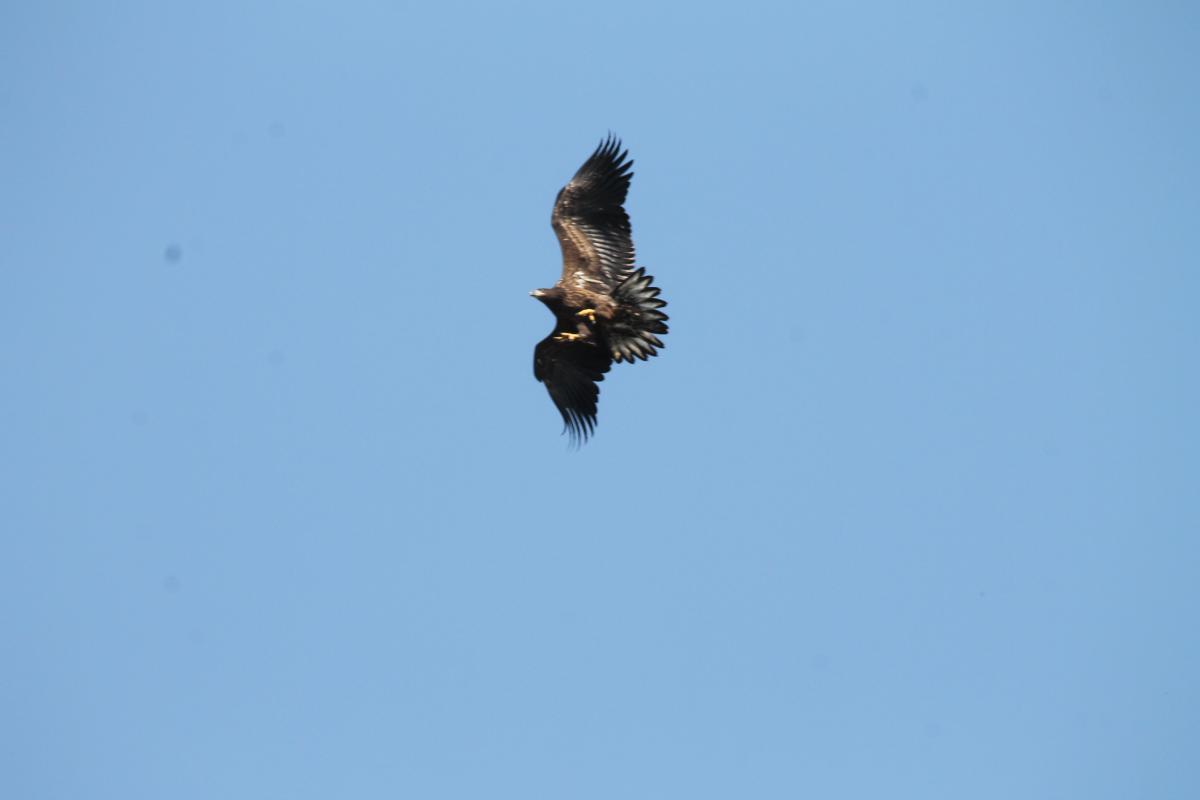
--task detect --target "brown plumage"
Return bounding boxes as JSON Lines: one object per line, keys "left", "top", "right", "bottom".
{"left": 531, "top": 135, "right": 669, "bottom": 445}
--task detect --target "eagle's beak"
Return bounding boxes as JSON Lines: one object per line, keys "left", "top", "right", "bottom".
{"left": 529, "top": 289, "right": 543, "bottom": 297}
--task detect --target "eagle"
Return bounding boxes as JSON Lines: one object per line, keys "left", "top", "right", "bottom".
{"left": 531, "top": 135, "right": 669, "bottom": 445}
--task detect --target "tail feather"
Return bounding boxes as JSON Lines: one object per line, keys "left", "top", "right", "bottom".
{"left": 609, "top": 267, "right": 669, "bottom": 363}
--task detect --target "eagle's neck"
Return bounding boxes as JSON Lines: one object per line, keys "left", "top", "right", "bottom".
{"left": 534, "top": 287, "right": 581, "bottom": 329}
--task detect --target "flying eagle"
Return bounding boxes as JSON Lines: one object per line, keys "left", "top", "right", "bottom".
{"left": 531, "top": 135, "right": 668, "bottom": 445}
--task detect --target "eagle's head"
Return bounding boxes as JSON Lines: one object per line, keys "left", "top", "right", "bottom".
{"left": 529, "top": 287, "right": 564, "bottom": 309}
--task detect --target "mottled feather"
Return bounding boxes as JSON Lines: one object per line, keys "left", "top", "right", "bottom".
{"left": 551, "top": 134, "right": 635, "bottom": 291}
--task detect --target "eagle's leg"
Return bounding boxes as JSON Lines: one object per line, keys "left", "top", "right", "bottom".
{"left": 576, "top": 308, "right": 597, "bottom": 323}
{"left": 554, "top": 332, "right": 584, "bottom": 342}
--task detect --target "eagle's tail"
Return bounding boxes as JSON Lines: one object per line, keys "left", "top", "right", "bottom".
{"left": 609, "top": 267, "right": 669, "bottom": 363}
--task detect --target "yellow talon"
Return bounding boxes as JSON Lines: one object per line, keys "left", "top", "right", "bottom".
{"left": 576, "top": 308, "right": 597, "bottom": 323}
{"left": 555, "top": 332, "right": 583, "bottom": 342}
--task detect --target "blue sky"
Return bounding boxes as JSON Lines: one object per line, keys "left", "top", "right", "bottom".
{"left": 3, "top": 2, "right": 1198, "bottom": 798}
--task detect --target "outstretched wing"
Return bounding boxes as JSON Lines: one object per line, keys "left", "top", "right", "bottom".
{"left": 533, "top": 334, "right": 613, "bottom": 445}
{"left": 551, "top": 135, "right": 636, "bottom": 292}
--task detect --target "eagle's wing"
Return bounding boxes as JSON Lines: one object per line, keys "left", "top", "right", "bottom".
{"left": 533, "top": 334, "right": 613, "bottom": 445}
{"left": 551, "top": 135, "right": 635, "bottom": 292}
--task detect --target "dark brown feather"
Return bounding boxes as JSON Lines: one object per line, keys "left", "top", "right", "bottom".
{"left": 533, "top": 332, "right": 612, "bottom": 446}
{"left": 551, "top": 134, "right": 635, "bottom": 292}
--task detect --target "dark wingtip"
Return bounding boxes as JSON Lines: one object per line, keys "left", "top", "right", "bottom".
{"left": 561, "top": 407, "right": 596, "bottom": 448}
{"left": 589, "top": 132, "right": 630, "bottom": 173}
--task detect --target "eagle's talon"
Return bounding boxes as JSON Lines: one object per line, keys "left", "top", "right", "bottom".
{"left": 555, "top": 332, "right": 583, "bottom": 342}
{"left": 576, "top": 308, "right": 597, "bottom": 323}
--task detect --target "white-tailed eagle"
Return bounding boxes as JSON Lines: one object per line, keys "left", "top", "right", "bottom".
{"left": 530, "top": 136, "right": 668, "bottom": 445}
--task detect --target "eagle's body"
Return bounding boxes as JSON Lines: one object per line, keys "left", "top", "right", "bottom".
{"left": 531, "top": 136, "right": 668, "bottom": 444}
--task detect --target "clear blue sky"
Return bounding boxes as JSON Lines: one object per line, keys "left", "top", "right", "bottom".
{"left": 3, "top": 3, "right": 1198, "bottom": 798}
